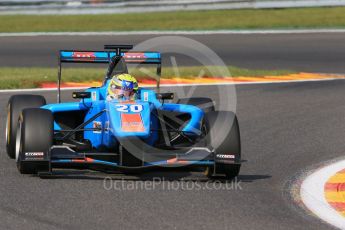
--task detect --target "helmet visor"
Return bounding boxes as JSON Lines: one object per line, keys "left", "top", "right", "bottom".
{"left": 110, "top": 81, "right": 134, "bottom": 99}
{"left": 121, "top": 80, "right": 134, "bottom": 91}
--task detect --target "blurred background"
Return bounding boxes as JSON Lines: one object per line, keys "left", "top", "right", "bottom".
{"left": 1, "top": 0, "right": 345, "bottom": 14}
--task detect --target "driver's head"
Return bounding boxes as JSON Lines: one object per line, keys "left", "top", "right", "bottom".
{"left": 108, "top": 73, "right": 138, "bottom": 99}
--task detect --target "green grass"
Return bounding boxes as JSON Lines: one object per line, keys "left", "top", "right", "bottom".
{"left": 2, "top": 7, "right": 345, "bottom": 32}
{"left": 0, "top": 66, "right": 295, "bottom": 89}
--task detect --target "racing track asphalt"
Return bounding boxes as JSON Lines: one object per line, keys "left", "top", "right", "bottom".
{"left": 1, "top": 33, "right": 345, "bottom": 73}
{"left": 1, "top": 80, "right": 345, "bottom": 229}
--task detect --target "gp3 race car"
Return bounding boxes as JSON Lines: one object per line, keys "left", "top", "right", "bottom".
{"left": 5, "top": 45, "right": 241, "bottom": 179}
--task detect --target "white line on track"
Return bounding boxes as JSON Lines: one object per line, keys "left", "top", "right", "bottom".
{"left": 301, "top": 159, "right": 345, "bottom": 229}
{"left": 2, "top": 29, "right": 345, "bottom": 37}
{"left": 0, "top": 78, "right": 343, "bottom": 93}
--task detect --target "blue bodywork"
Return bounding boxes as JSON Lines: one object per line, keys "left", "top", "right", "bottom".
{"left": 42, "top": 84, "right": 204, "bottom": 152}
{"left": 43, "top": 47, "right": 215, "bottom": 170}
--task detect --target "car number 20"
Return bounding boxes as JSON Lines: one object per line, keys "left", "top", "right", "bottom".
{"left": 116, "top": 104, "right": 143, "bottom": 113}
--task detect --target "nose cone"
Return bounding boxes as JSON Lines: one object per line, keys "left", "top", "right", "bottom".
{"left": 106, "top": 100, "right": 151, "bottom": 138}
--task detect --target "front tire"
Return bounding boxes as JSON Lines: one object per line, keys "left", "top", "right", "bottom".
{"left": 16, "top": 108, "right": 53, "bottom": 174}
{"left": 204, "top": 111, "right": 241, "bottom": 179}
{"left": 6, "top": 95, "right": 46, "bottom": 159}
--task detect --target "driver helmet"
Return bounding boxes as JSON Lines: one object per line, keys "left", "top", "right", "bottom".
{"left": 107, "top": 73, "right": 138, "bottom": 100}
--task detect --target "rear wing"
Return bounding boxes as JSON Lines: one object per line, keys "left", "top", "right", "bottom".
{"left": 57, "top": 45, "right": 161, "bottom": 103}
{"left": 59, "top": 51, "right": 161, "bottom": 64}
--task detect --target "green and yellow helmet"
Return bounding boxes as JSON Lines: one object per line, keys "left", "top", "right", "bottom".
{"left": 108, "top": 73, "right": 138, "bottom": 95}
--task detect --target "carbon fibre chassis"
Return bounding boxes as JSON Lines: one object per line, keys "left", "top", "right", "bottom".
{"left": 25, "top": 144, "right": 240, "bottom": 175}
{"left": 50, "top": 146, "right": 213, "bottom": 172}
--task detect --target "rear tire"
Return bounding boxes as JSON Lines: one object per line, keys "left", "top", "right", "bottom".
{"left": 177, "top": 97, "right": 215, "bottom": 112}
{"left": 16, "top": 108, "right": 53, "bottom": 174}
{"left": 204, "top": 111, "right": 241, "bottom": 179}
{"left": 6, "top": 95, "right": 46, "bottom": 159}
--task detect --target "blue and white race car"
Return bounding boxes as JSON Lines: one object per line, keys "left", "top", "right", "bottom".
{"left": 5, "top": 45, "right": 241, "bottom": 179}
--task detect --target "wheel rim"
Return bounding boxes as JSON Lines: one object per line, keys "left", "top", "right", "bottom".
{"left": 204, "top": 166, "right": 213, "bottom": 177}
{"left": 15, "top": 120, "right": 22, "bottom": 162}
{"left": 5, "top": 104, "right": 10, "bottom": 146}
